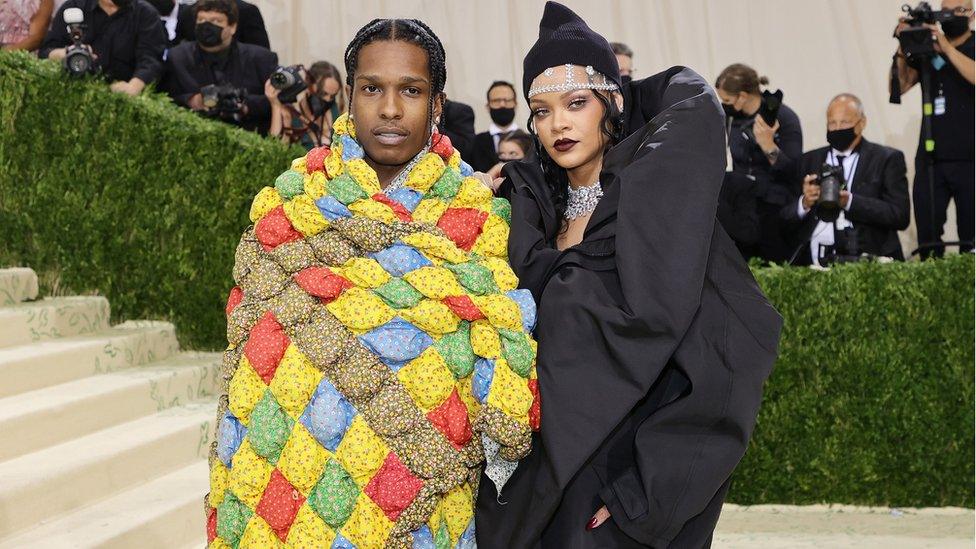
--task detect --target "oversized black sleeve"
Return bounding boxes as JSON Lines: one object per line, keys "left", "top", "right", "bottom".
{"left": 847, "top": 149, "right": 911, "bottom": 230}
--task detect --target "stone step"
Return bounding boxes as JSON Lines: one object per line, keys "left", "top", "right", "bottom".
{"left": 0, "top": 460, "right": 209, "bottom": 549}
{"left": 0, "top": 268, "right": 38, "bottom": 306}
{"left": 0, "top": 296, "right": 111, "bottom": 349}
{"left": 0, "top": 352, "right": 220, "bottom": 462}
{"left": 0, "top": 321, "right": 179, "bottom": 399}
{"left": 0, "top": 402, "right": 214, "bottom": 539}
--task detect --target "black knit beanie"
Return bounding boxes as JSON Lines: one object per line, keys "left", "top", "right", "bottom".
{"left": 522, "top": 1, "right": 622, "bottom": 100}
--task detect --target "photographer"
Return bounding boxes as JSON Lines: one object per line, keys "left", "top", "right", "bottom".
{"left": 782, "top": 94, "right": 910, "bottom": 267}
{"left": 266, "top": 61, "right": 344, "bottom": 150}
{"left": 162, "top": 0, "right": 276, "bottom": 133}
{"left": 39, "top": 0, "right": 166, "bottom": 95}
{"left": 716, "top": 63, "right": 803, "bottom": 262}
{"left": 891, "top": 0, "right": 974, "bottom": 257}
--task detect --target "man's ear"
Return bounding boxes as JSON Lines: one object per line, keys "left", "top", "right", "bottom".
{"left": 433, "top": 92, "right": 446, "bottom": 124}
{"left": 228, "top": 23, "right": 238, "bottom": 37}
{"left": 856, "top": 116, "right": 867, "bottom": 134}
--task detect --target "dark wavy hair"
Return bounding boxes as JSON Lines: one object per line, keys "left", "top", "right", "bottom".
{"left": 526, "top": 90, "right": 625, "bottom": 220}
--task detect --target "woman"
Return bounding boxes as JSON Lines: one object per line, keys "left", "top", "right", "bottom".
{"left": 266, "top": 60, "right": 345, "bottom": 149}
{"left": 476, "top": 3, "right": 782, "bottom": 548}
{"left": 487, "top": 130, "right": 536, "bottom": 179}
{"left": 715, "top": 63, "right": 802, "bottom": 263}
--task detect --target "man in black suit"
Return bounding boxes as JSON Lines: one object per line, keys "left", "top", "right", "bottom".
{"left": 162, "top": 0, "right": 276, "bottom": 133}
{"left": 469, "top": 80, "right": 521, "bottom": 173}
{"left": 173, "top": 0, "right": 269, "bottom": 48}
{"left": 440, "top": 99, "right": 476, "bottom": 160}
{"left": 782, "top": 93, "right": 910, "bottom": 266}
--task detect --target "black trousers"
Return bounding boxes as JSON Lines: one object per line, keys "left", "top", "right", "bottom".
{"left": 913, "top": 158, "right": 975, "bottom": 258}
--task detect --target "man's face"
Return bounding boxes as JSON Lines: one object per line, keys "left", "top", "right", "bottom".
{"left": 350, "top": 40, "right": 442, "bottom": 172}
{"left": 616, "top": 54, "right": 633, "bottom": 78}
{"left": 826, "top": 99, "right": 865, "bottom": 135}
{"left": 196, "top": 11, "right": 236, "bottom": 49}
{"left": 942, "top": 0, "right": 974, "bottom": 15}
{"left": 487, "top": 85, "right": 516, "bottom": 112}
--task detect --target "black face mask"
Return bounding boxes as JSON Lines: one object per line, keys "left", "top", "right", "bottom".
{"left": 490, "top": 107, "right": 515, "bottom": 127}
{"left": 826, "top": 126, "right": 858, "bottom": 151}
{"left": 196, "top": 22, "right": 224, "bottom": 48}
{"left": 942, "top": 15, "right": 971, "bottom": 39}
{"left": 620, "top": 74, "right": 633, "bottom": 86}
{"left": 723, "top": 102, "right": 750, "bottom": 120}
{"left": 309, "top": 95, "right": 335, "bottom": 117}
{"left": 146, "top": 0, "right": 175, "bottom": 15}
{"left": 111, "top": 0, "right": 133, "bottom": 7}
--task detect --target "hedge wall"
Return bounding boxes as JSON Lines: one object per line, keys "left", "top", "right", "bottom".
{"left": 1, "top": 52, "right": 972, "bottom": 507}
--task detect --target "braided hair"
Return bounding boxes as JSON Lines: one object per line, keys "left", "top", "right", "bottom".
{"left": 526, "top": 90, "right": 624, "bottom": 220}
{"left": 343, "top": 19, "right": 448, "bottom": 142}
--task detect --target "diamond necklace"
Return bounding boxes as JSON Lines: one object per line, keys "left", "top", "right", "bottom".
{"left": 564, "top": 182, "right": 603, "bottom": 220}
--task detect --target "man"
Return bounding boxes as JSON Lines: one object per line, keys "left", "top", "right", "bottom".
{"left": 39, "top": 0, "right": 166, "bottom": 96}
{"left": 174, "top": 0, "right": 269, "bottom": 48}
{"left": 468, "top": 80, "right": 520, "bottom": 173}
{"left": 439, "top": 98, "right": 476, "bottom": 160}
{"left": 610, "top": 41, "right": 634, "bottom": 82}
{"left": 162, "top": 0, "right": 276, "bottom": 133}
{"left": 782, "top": 94, "right": 910, "bottom": 266}
{"left": 892, "top": 0, "right": 974, "bottom": 257}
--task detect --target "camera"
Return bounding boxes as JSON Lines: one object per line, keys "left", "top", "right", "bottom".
{"left": 61, "top": 8, "right": 94, "bottom": 77}
{"left": 200, "top": 83, "right": 247, "bottom": 119}
{"left": 815, "top": 163, "right": 846, "bottom": 222}
{"left": 270, "top": 65, "right": 307, "bottom": 104}
{"left": 757, "top": 89, "right": 783, "bottom": 127}
{"left": 898, "top": 2, "right": 957, "bottom": 59}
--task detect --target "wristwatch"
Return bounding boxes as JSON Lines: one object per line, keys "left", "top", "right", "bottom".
{"left": 765, "top": 147, "right": 780, "bottom": 163}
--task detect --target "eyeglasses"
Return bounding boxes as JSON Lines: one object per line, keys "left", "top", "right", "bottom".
{"left": 488, "top": 98, "right": 517, "bottom": 108}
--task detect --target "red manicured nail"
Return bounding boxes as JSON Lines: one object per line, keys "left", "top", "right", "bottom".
{"left": 585, "top": 517, "right": 598, "bottom": 531}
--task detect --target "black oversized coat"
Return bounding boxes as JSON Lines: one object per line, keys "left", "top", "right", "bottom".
{"left": 476, "top": 67, "right": 783, "bottom": 548}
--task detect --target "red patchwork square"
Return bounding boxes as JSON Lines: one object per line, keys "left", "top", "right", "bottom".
{"left": 207, "top": 506, "right": 217, "bottom": 543}
{"left": 363, "top": 452, "right": 423, "bottom": 522}
{"left": 256, "top": 469, "right": 305, "bottom": 542}
{"left": 293, "top": 267, "right": 354, "bottom": 303}
{"left": 225, "top": 286, "right": 244, "bottom": 317}
{"left": 243, "top": 311, "right": 290, "bottom": 384}
{"left": 306, "top": 146, "right": 331, "bottom": 175}
{"left": 426, "top": 389, "right": 472, "bottom": 449}
{"left": 528, "top": 379, "right": 541, "bottom": 432}
{"left": 442, "top": 295, "right": 485, "bottom": 321}
{"left": 371, "top": 193, "right": 413, "bottom": 222}
{"left": 255, "top": 205, "right": 302, "bottom": 252}
{"left": 436, "top": 208, "right": 488, "bottom": 251}
{"left": 430, "top": 133, "right": 454, "bottom": 160}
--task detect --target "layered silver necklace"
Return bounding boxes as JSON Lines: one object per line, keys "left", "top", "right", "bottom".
{"left": 564, "top": 182, "right": 603, "bottom": 220}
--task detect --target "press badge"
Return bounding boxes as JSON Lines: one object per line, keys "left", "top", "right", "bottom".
{"left": 934, "top": 95, "right": 946, "bottom": 116}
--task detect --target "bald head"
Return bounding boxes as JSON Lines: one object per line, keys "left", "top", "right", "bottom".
{"left": 825, "top": 93, "right": 866, "bottom": 151}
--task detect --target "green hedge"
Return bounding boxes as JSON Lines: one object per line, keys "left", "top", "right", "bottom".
{"left": 1, "top": 52, "right": 972, "bottom": 507}
{"left": 0, "top": 51, "right": 304, "bottom": 349}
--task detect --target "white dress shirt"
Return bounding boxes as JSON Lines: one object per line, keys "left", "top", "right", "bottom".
{"left": 797, "top": 148, "right": 859, "bottom": 266}
{"left": 489, "top": 122, "right": 519, "bottom": 151}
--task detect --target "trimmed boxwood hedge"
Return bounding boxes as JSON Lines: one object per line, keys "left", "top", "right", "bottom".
{"left": 1, "top": 52, "right": 972, "bottom": 507}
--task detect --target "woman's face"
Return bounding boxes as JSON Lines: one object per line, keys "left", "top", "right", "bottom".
{"left": 314, "top": 77, "right": 341, "bottom": 103}
{"left": 529, "top": 86, "right": 609, "bottom": 173}
{"left": 497, "top": 140, "right": 525, "bottom": 161}
{"left": 716, "top": 88, "right": 752, "bottom": 114}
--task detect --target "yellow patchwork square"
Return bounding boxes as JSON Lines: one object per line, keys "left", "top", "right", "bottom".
{"left": 471, "top": 294, "right": 523, "bottom": 331}
{"left": 455, "top": 376, "right": 480, "bottom": 423}
{"left": 400, "top": 299, "right": 460, "bottom": 335}
{"left": 470, "top": 214, "right": 509, "bottom": 258}
{"left": 448, "top": 152, "right": 461, "bottom": 171}
{"left": 453, "top": 177, "right": 493, "bottom": 211}
{"left": 404, "top": 153, "right": 445, "bottom": 193}
{"left": 324, "top": 150, "right": 343, "bottom": 179}
{"left": 339, "top": 494, "right": 394, "bottom": 549}
{"left": 436, "top": 482, "right": 474, "bottom": 546}
{"left": 291, "top": 156, "right": 308, "bottom": 174}
{"left": 229, "top": 356, "right": 267, "bottom": 425}
{"left": 412, "top": 198, "right": 449, "bottom": 225}
{"left": 284, "top": 194, "right": 329, "bottom": 237}
{"left": 402, "top": 266, "right": 465, "bottom": 300}
{"left": 335, "top": 416, "right": 390, "bottom": 487}
{"left": 348, "top": 198, "right": 397, "bottom": 224}
{"left": 345, "top": 158, "right": 382, "bottom": 195}
{"left": 326, "top": 288, "right": 395, "bottom": 331}
{"left": 482, "top": 257, "right": 518, "bottom": 292}
{"left": 397, "top": 347, "right": 456, "bottom": 412}
{"left": 240, "top": 515, "right": 283, "bottom": 548}
{"left": 269, "top": 345, "right": 323, "bottom": 419}
{"left": 229, "top": 439, "right": 274, "bottom": 509}
{"left": 487, "top": 358, "right": 533, "bottom": 424}
{"left": 250, "top": 186, "right": 284, "bottom": 222}
{"left": 286, "top": 502, "right": 336, "bottom": 548}
{"left": 277, "top": 423, "right": 331, "bottom": 495}
{"left": 209, "top": 461, "right": 230, "bottom": 507}
{"left": 335, "top": 257, "right": 390, "bottom": 288}
{"left": 209, "top": 538, "right": 233, "bottom": 549}
{"left": 470, "top": 320, "right": 501, "bottom": 359}
{"left": 304, "top": 171, "right": 327, "bottom": 200}
{"left": 401, "top": 232, "right": 468, "bottom": 263}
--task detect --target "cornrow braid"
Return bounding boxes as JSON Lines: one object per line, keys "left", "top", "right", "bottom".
{"left": 343, "top": 18, "right": 448, "bottom": 145}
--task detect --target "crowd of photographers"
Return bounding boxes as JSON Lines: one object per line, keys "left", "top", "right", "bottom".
{"left": 1, "top": 0, "right": 972, "bottom": 265}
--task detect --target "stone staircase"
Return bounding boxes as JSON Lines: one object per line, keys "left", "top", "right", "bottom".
{"left": 0, "top": 268, "right": 220, "bottom": 548}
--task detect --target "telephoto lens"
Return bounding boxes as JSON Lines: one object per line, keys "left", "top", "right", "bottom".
{"left": 816, "top": 163, "right": 845, "bottom": 222}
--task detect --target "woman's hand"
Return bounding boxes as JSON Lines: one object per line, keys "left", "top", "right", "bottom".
{"left": 753, "top": 116, "right": 780, "bottom": 154}
{"left": 586, "top": 506, "right": 611, "bottom": 530}
{"left": 486, "top": 161, "right": 505, "bottom": 180}
{"left": 264, "top": 79, "right": 281, "bottom": 106}
{"left": 472, "top": 171, "right": 504, "bottom": 193}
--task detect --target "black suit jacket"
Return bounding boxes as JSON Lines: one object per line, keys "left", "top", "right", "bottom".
{"left": 175, "top": 0, "right": 270, "bottom": 48}
{"left": 440, "top": 100, "right": 476, "bottom": 160}
{"left": 469, "top": 131, "right": 498, "bottom": 173}
{"left": 781, "top": 139, "right": 910, "bottom": 264}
